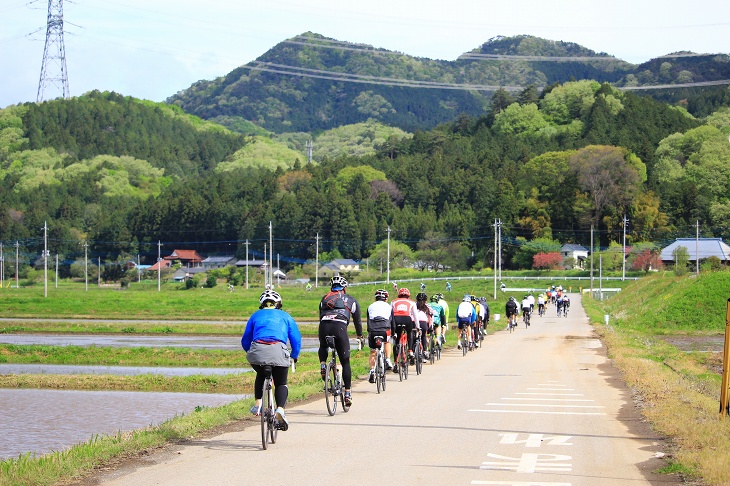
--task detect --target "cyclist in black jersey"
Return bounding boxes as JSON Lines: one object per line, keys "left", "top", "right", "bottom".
{"left": 318, "top": 275, "right": 363, "bottom": 407}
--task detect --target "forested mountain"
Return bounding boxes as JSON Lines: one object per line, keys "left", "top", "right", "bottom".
{"left": 167, "top": 33, "right": 730, "bottom": 134}
{"left": 5, "top": 79, "right": 729, "bottom": 277}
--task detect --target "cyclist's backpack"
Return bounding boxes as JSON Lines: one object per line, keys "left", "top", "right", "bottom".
{"left": 322, "top": 290, "right": 351, "bottom": 312}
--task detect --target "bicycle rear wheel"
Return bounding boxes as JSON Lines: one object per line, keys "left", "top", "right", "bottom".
{"left": 429, "top": 337, "right": 435, "bottom": 365}
{"left": 325, "top": 362, "right": 337, "bottom": 416}
{"left": 415, "top": 344, "right": 422, "bottom": 375}
{"left": 261, "top": 378, "right": 271, "bottom": 450}
{"left": 268, "top": 382, "right": 277, "bottom": 444}
{"left": 462, "top": 332, "right": 467, "bottom": 356}
{"left": 375, "top": 352, "right": 382, "bottom": 394}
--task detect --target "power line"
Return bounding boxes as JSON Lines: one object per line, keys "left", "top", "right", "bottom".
{"left": 36, "top": 0, "right": 69, "bottom": 102}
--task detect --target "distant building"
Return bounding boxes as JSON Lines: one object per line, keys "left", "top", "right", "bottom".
{"left": 173, "top": 267, "right": 207, "bottom": 282}
{"left": 163, "top": 249, "right": 204, "bottom": 268}
{"left": 201, "top": 256, "right": 237, "bottom": 270}
{"left": 660, "top": 238, "right": 730, "bottom": 264}
{"left": 560, "top": 244, "right": 589, "bottom": 269}
{"left": 148, "top": 260, "right": 172, "bottom": 272}
{"left": 318, "top": 259, "right": 361, "bottom": 278}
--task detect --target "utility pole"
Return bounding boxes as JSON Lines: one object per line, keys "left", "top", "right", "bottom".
{"left": 245, "top": 239, "right": 250, "bottom": 289}
{"left": 590, "top": 225, "right": 594, "bottom": 297}
{"left": 696, "top": 220, "right": 700, "bottom": 275}
{"left": 55, "top": 253, "right": 58, "bottom": 288}
{"left": 43, "top": 221, "right": 48, "bottom": 298}
{"left": 497, "top": 219, "right": 502, "bottom": 281}
{"left": 37, "top": 0, "right": 70, "bottom": 102}
{"left": 493, "top": 219, "right": 498, "bottom": 300}
{"left": 622, "top": 215, "right": 628, "bottom": 281}
{"left": 264, "top": 244, "right": 267, "bottom": 287}
{"left": 157, "top": 240, "right": 162, "bottom": 292}
{"left": 97, "top": 256, "right": 101, "bottom": 287}
{"left": 315, "top": 233, "right": 319, "bottom": 289}
{"left": 83, "top": 241, "right": 88, "bottom": 291}
{"left": 15, "top": 241, "right": 19, "bottom": 289}
{"left": 386, "top": 226, "right": 391, "bottom": 284}
{"left": 1, "top": 242, "right": 4, "bottom": 289}
{"left": 137, "top": 254, "right": 140, "bottom": 283}
{"left": 269, "top": 221, "right": 273, "bottom": 289}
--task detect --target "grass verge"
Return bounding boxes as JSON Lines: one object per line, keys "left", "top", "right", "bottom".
{"left": 583, "top": 272, "right": 730, "bottom": 485}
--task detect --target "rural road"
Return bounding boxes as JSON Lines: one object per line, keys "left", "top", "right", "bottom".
{"left": 86, "top": 295, "right": 675, "bottom": 486}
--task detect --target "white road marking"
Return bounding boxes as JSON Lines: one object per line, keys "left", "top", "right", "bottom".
{"left": 471, "top": 482, "right": 572, "bottom": 486}
{"left": 486, "top": 403, "right": 604, "bottom": 409}
{"left": 499, "top": 433, "right": 573, "bottom": 447}
{"left": 527, "top": 388, "right": 575, "bottom": 391}
{"left": 481, "top": 453, "right": 572, "bottom": 473}
{"left": 469, "top": 409, "right": 606, "bottom": 415}
{"left": 515, "top": 393, "right": 584, "bottom": 396}
{"left": 502, "top": 398, "right": 593, "bottom": 402}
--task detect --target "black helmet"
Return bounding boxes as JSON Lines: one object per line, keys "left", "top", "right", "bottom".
{"left": 416, "top": 292, "right": 428, "bottom": 302}
{"left": 430, "top": 294, "right": 439, "bottom": 303}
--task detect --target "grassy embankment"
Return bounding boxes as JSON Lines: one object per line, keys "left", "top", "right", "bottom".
{"left": 0, "top": 273, "right": 633, "bottom": 485}
{"left": 584, "top": 271, "right": 730, "bottom": 485}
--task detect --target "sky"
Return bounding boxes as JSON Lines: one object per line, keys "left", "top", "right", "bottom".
{"left": 1, "top": 0, "right": 729, "bottom": 108}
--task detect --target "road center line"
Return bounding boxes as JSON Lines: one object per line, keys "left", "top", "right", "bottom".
{"left": 485, "top": 403, "right": 604, "bottom": 409}
{"left": 469, "top": 409, "right": 606, "bottom": 415}
{"left": 502, "top": 398, "right": 594, "bottom": 402}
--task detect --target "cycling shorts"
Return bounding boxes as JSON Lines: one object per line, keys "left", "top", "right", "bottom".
{"left": 457, "top": 316, "right": 471, "bottom": 330}
{"left": 368, "top": 330, "right": 390, "bottom": 349}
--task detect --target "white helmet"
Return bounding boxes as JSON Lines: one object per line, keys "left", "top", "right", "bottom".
{"left": 259, "top": 289, "right": 282, "bottom": 309}
{"left": 330, "top": 275, "right": 348, "bottom": 289}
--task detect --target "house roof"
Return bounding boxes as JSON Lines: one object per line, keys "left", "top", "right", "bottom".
{"left": 235, "top": 259, "right": 267, "bottom": 267}
{"left": 164, "top": 249, "right": 203, "bottom": 262}
{"left": 330, "top": 259, "right": 359, "bottom": 266}
{"left": 561, "top": 244, "right": 588, "bottom": 252}
{"left": 149, "top": 260, "right": 172, "bottom": 271}
{"left": 660, "top": 238, "right": 730, "bottom": 261}
{"left": 173, "top": 267, "right": 207, "bottom": 276}
{"left": 202, "top": 256, "right": 235, "bottom": 264}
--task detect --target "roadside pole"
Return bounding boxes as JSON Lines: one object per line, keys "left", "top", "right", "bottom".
{"left": 720, "top": 298, "right": 730, "bottom": 419}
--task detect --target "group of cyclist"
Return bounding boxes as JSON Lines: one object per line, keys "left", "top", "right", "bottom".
{"left": 455, "top": 294, "right": 490, "bottom": 350}
{"left": 504, "top": 286, "right": 572, "bottom": 329}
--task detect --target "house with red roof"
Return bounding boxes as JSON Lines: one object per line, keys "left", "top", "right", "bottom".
{"left": 163, "top": 249, "right": 204, "bottom": 268}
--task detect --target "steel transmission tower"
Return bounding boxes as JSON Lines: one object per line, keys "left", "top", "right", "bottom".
{"left": 37, "top": 0, "right": 69, "bottom": 102}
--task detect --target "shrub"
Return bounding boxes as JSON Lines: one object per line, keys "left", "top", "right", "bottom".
{"left": 205, "top": 275, "right": 217, "bottom": 288}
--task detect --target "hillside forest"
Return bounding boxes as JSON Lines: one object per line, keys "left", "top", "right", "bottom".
{"left": 1, "top": 82, "right": 730, "bottom": 279}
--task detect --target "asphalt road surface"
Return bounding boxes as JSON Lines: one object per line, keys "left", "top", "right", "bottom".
{"left": 88, "top": 295, "right": 675, "bottom": 486}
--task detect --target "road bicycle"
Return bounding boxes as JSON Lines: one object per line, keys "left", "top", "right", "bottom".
{"left": 372, "top": 335, "right": 387, "bottom": 393}
{"left": 428, "top": 330, "right": 440, "bottom": 364}
{"left": 508, "top": 315, "right": 517, "bottom": 333}
{"left": 538, "top": 304, "right": 545, "bottom": 317}
{"left": 394, "top": 325, "right": 409, "bottom": 382}
{"left": 523, "top": 310, "right": 531, "bottom": 328}
{"left": 412, "top": 326, "right": 424, "bottom": 375}
{"left": 563, "top": 305, "right": 570, "bottom": 317}
{"left": 260, "top": 365, "right": 278, "bottom": 450}
{"left": 323, "top": 335, "right": 350, "bottom": 416}
{"left": 460, "top": 326, "right": 469, "bottom": 356}
{"left": 474, "top": 324, "right": 484, "bottom": 348}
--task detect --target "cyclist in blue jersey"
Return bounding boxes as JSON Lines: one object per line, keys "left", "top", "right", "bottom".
{"left": 241, "top": 289, "right": 302, "bottom": 431}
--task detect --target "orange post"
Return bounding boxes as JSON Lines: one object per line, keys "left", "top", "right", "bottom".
{"left": 720, "top": 299, "right": 730, "bottom": 418}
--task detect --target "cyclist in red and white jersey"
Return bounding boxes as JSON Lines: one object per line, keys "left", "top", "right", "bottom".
{"left": 391, "top": 287, "right": 418, "bottom": 363}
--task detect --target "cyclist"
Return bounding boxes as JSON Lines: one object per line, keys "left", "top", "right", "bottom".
{"left": 415, "top": 292, "right": 433, "bottom": 361}
{"left": 521, "top": 295, "right": 531, "bottom": 326}
{"left": 367, "top": 289, "right": 395, "bottom": 383}
{"left": 527, "top": 292, "right": 535, "bottom": 315}
{"left": 437, "top": 293, "right": 450, "bottom": 344}
{"left": 478, "top": 296, "right": 490, "bottom": 332}
{"left": 563, "top": 294, "right": 571, "bottom": 315}
{"left": 420, "top": 282, "right": 427, "bottom": 291}
{"left": 241, "top": 289, "right": 302, "bottom": 431}
{"left": 391, "top": 287, "right": 418, "bottom": 369}
{"left": 445, "top": 282, "right": 452, "bottom": 292}
{"left": 428, "top": 294, "right": 446, "bottom": 347}
{"left": 537, "top": 293, "right": 546, "bottom": 316}
{"left": 470, "top": 295, "right": 483, "bottom": 348}
{"left": 456, "top": 295, "right": 476, "bottom": 349}
{"left": 505, "top": 296, "right": 519, "bottom": 329}
{"left": 318, "top": 275, "right": 363, "bottom": 407}
{"left": 556, "top": 293, "right": 565, "bottom": 317}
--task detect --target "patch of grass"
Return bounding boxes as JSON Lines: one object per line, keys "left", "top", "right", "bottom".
{"left": 584, "top": 273, "right": 730, "bottom": 486}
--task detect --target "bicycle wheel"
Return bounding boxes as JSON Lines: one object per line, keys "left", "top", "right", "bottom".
{"left": 268, "top": 382, "right": 277, "bottom": 444}
{"left": 462, "top": 333, "right": 467, "bottom": 356}
{"left": 429, "top": 337, "right": 435, "bottom": 365}
{"left": 415, "top": 344, "right": 422, "bottom": 375}
{"left": 325, "top": 362, "right": 337, "bottom": 416}
{"left": 375, "top": 352, "right": 382, "bottom": 394}
{"left": 381, "top": 354, "right": 387, "bottom": 391}
{"left": 261, "top": 378, "right": 271, "bottom": 450}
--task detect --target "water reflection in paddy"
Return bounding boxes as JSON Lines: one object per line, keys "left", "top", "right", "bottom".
{"left": 0, "top": 388, "right": 246, "bottom": 460}
{"left": 0, "top": 363, "right": 252, "bottom": 376}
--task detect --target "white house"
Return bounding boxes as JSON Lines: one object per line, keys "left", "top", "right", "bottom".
{"left": 560, "top": 244, "right": 589, "bottom": 269}
{"left": 660, "top": 238, "right": 730, "bottom": 264}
